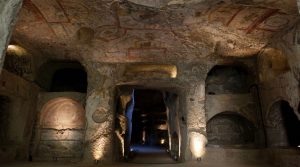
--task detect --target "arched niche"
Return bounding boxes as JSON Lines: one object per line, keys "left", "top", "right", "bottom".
{"left": 40, "top": 98, "right": 85, "bottom": 129}
{"left": 207, "top": 112, "right": 255, "bottom": 147}
{"left": 266, "top": 100, "right": 300, "bottom": 147}
{"left": 36, "top": 97, "right": 86, "bottom": 160}
{"left": 36, "top": 61, "right": 87, "bottom": 92}
{"left": 206, "top": 65, "right": 249, "bottom": 95}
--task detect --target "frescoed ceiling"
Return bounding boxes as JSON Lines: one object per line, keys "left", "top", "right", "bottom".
{"left": 12, "top": 0, "right": 299, "bottom": 62}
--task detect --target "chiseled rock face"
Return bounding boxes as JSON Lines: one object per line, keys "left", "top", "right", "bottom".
{"left": 0, "top": 0, "right": 22, "bottom": 72}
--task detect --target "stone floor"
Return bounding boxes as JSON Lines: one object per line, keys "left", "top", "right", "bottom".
{"left": 1, "top": 161, "right": 274, "bottom": 167}
{"left": 1, "top": 147, "right": 277, "bottom": 167}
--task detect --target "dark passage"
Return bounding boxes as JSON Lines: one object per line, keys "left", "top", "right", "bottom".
{"left": 128, "top": 89, "right": 174, "bottom": 163}
{"left": 51, "top": 68, "right": 87, "bottom": 92}
{"left": 281, "top": 101, "right": 300, "bottom": 147}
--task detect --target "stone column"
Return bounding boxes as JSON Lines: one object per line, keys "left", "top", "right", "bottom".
{"left": 185, "top": 81, "right": 207, "bottom": 160}
{"left": 0, "top": 0, "right": 22, "bottom": 73}
{"left": 83, "top": 64, "right": 117, "bottom": 164}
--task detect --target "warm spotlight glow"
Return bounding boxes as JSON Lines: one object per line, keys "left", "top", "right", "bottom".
{"left": 92, "top": 136, "right": 109, "bottom": 160}
{"left": 298, "top": 145, "right": 300, "bottom": 148}
{"left": 156, "top": 124, "right": 168, "bottom": 130}
{"left": 125, "top": 65, "right": 177, "bottom": 78}
{"left": 40, "top": 98, "right": 85, "bottom": 129}
{"left": 7, "top": 45, "right": 28, "bottom": 56}
{"left": 170, "top": 66, "right": 177, "bottom": 78}
{"left": 189, "top": 132, "right": 207, "bottom": 159}
{"left": 160, "top": 139, "right": 165, "bottom": 145}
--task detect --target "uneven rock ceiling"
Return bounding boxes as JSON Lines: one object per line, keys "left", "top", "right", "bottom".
{"left": 12, "top": 0, "right": 299, "bottom": 63}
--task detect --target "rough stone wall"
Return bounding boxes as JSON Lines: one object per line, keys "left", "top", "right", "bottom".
{"left": 0, "top": 70, "right": 40, "bottom": 162}
{"left": 0, "top": 0, "right": 22, "bottom": 73}
{"left": 257, "top": 22, "right": 300, "bottom": 147}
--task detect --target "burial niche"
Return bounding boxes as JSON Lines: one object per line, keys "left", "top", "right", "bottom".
{"left": 207, "top": 112, "right": 255, "bottom": 146}
{"left": 36, "top": 61, "right": 87, "bottom": 92}
{"left": 35, "top": 98, "right": 86, "bottom": 161}
{"left": 206, "top": 65, "right": 249, "bottom": 95}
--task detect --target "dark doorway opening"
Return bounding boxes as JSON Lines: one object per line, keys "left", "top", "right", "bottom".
{"left": 280, "top": 101, "right": 300, "bottom": 147}
{"left": 267, "top": 100, "right": 300, "bottom": 147}
{"left": 131, "top": 89, "right": 168, "bottom": 152}
{"left": 115, "top": 87, "right": 180, "bottom": 163}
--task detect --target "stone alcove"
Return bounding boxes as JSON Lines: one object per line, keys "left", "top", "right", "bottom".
{"left": 34, "top": 97, "right": 86, "bottom": 161}
{"left": 207, "top": 112, "right": 255, "bottom": 147}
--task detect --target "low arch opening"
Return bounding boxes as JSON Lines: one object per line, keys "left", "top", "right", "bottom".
{"left": 207, "top": 112, "right": 255, "bottom": 147}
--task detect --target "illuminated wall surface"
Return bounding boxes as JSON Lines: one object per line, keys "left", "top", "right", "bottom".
{"left": 37, "top": 98, "right": 85, "bottom": 160}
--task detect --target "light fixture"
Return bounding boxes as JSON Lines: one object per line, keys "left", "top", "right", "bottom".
{"left": 298, "top": 145, "right": 300, "bottom": 148}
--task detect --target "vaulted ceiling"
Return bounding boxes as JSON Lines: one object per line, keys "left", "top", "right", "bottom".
{"left": 11, "top": 0, "right": 299, "bottom": 63}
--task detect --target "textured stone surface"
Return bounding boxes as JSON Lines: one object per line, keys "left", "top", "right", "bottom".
{"left": 206, "top": 94, "right": 257, "bottom": 125}
{"left": 0, "top": 0, "right": 22, "bottom": 73}
{"left": 0, "top": 70, "right": 40, "bottom": 162}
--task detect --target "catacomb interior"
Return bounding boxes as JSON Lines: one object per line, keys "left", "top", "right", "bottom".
{"left": 1, "top": 0, "right": 300, "bottom": 167}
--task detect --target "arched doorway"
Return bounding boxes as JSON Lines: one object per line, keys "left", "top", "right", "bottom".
{"left": 207, "top": 112, "right": 255, "bottom": 147}
{"left": 266, "top": 100, "right": 300, "bottom": 147}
